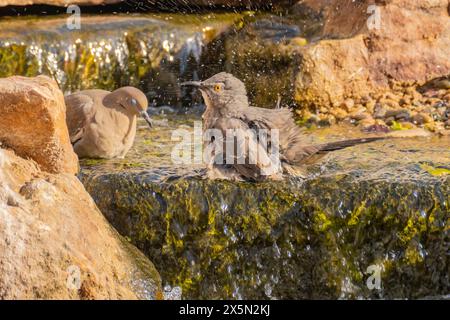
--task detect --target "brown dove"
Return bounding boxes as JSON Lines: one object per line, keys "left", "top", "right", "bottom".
{"left": 65, "top": 87, "right": 152, "bottom": 159}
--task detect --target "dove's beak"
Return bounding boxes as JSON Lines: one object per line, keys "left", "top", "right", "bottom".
{"left": 140, "top": 110, "right": 153, "bottom": 128}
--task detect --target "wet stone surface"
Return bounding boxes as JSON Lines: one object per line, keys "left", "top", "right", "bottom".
{"left": 80, "top": 115, "right": 450, "bottom": 299}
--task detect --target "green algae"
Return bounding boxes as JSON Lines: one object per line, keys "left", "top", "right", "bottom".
{"left": 78, "top": 115, "right": 449, "bottom": 299}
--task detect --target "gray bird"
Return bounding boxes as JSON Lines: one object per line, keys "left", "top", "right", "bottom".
{"left": 65, "top": 87, "right": 153, "bottom": 159}
{"left": 182, "top": 72, "right": 384, "bottom": 181}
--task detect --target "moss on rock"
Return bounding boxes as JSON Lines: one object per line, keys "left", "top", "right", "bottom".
{"left": 80, "top": 171, "right": 449, "bottom": 299}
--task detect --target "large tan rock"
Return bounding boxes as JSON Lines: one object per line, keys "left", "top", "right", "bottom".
{"left": 0, "top": 147, "right": 161, "bottom": 299}
{"left": 294, "top": 0, "right": 450, "bottom": 108}
{"left": 0, "top": 76, "right": 79, "bottom": 175}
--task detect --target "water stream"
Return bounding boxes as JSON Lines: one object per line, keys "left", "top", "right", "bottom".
{"left": 1, "top": 12, "right": 449, "bottom": 300}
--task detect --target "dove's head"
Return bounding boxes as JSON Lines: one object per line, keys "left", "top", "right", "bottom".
{"left": 108, "top": 86, "right": 153, "bottom": 128}
{"left": 181, "top": 72, "right": 249, "bottom": 110}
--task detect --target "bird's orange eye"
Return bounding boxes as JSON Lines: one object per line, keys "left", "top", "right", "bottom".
{"left": 214, "top": 84, "right": 222, "bottom": 93}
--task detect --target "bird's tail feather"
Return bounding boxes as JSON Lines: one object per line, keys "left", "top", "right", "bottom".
{"left": 317, "top": 137, "right": 385, "bottom": 152}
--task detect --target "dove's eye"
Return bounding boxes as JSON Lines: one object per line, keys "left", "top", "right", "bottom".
{"left": 131, "top": 98, "right": 138, "bottom": 106}
{"left": 214, "top": 84, "right": 222, "bottom": 93}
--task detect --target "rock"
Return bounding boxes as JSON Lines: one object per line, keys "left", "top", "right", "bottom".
{"left": 357, "top": 117, "right": 376, "bottom": 130}
{"left": 379, "top": 98, "right": 400, "bottom": 109}
{"left": 293, "top": 0, "right": 450, "bottom": 113}
{"left": 443, "top": 94, "right": 450, "bottom": 102}
{"left": 319, "top": 106, "right": 329, "bottom": 114}
{"left": 350, "top": 111, "right": 370, "bottom": 121}
{"left": 365, "top": 99, "right": 376, "bottom": 113}
{"left": 384, "top": 108, "right": 411, "bottom": 120}
{"left": 0, "top": 15, "right": 242, "bottom": 108}
{"left": 362, "top": 122, "right": 390, "bottom": 133}
{"left": 374, "top": 104, "right": 387, "bottom": 119}
{"left": 399, "top": 97, "right": 410, "bottom": 106}
{"left": 0, "top": 76, "right": 78, "bottom": 175}
{"left": 412, "top": 112, "right": 433, "bottom": 125}
{"left": 399, "top": 121, "right": 416, "bottom": 129}
{"left": 437, "top": 129, "right": 450, "bottom": 136}
{"left": 0, "top": 148, "right": 161, "bottom": 299}
{"left": 80, "top": 156, "right": 449, "bottom": 299}
{"left": 341, "top": 98, "right": 355, "bottom": 112}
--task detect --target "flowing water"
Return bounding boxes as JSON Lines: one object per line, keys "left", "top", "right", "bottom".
{"left": 1, "top": 12, "right": 449, "bottom": 300}
{"left": 80, "top": 115, "right": 450, "bottom": 299}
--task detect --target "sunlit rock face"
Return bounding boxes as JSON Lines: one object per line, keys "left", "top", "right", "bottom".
{"left": 0, "top": 14, "right": 239, "bottom": 106}
{"left": 0, "top": 0, "right": 283, "bottom": 8}
{"left": 80, "top": 115, "right": 450, "bottom": 299}
{"left": 0, "top": 76, "right": 161, "bottom": 299}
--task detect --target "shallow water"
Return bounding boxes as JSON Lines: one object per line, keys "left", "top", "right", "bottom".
{"left": 0, "top": 13, "right": 242, "bottom": 105}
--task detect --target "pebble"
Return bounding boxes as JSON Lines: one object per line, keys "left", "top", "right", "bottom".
{"left": 360, "top": 96, "right": 371, "bottom": 104}
{"left": 365, "top": 100, "right": 376, "bottom": 113}
{"left": 350, "top": 111, "right": 370, "bottom": 121}
{"left": 290, "top": 37, "right": 308, "bottom": 46}
{"left": 341, "top": 98, "right": 355, "bottom": 112}
{"left": 387, "top": 128, "right": 431, "bottom": 138}
{"left": 385, "top": 116, "right": 395, "bottom": 125}
{"left": 357, "top": 117, "right": 376, "bottom": 130}
{"left": 412, "top": 112, "right": 433, "bottom": 125}
{"left": 363, "top": 123, "right": 390, "bottom": 133}
{"left": 319, "top": 107, "right": 329, "bottom": 114}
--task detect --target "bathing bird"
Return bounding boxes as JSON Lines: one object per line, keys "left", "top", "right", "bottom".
{"left": 65, "top": 87, "right": 153, "bottom": 159}
{"left": 181, "top": 72, "right": 384, "bottom": 181}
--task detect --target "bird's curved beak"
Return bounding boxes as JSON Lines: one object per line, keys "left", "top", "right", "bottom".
{"left": 180, "top": 81, "right": 203, "bottom": 88}
{"left": 140, "top": 110, "right": 153, "bottom": 128}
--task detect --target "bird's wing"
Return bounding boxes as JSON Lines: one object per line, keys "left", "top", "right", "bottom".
{"left": 211, "top": 117, "right": 282, "bottom": 181}
{"left": 239, "top": 106, "right": 313, "bottom": 159}
{"left": 64, "top": 93, "right": 95, "bottom": 145}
